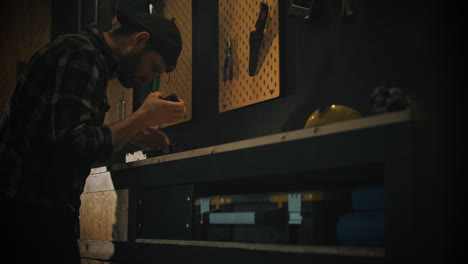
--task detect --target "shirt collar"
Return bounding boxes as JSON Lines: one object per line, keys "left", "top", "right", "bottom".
{"left": 84, "top": 24, "right": 119, "bottom": 78}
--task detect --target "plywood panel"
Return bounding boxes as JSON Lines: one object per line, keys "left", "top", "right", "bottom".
{"left": 79, "top": 240, "right": 116, "bottom": 261}
{"left": 218, "top": 0, "right": 280, "bottom": 112}
{"left": 80, "top": 189, "right": 128, "bottom": 241}
{"left": 158, "top": 0, "right": 193, "bottom": 126}
{"left": 0, "top": 0, "right": 51, "bottom": 115}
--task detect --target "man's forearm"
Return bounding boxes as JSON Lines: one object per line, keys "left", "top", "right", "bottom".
{"left": 108, "top": 109, "right": 150, "bottom": 150}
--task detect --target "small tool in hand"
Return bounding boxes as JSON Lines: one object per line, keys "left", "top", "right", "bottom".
{"left": 223, "top": 38, "right": 233, "bottom": 82}
{"left": 152, "top": 75, "right": 160, "bottom": 92}
{"left": 151, "top": 76, "right": 179, "bottom": 102}
{"left": 153, "top": 93, "right": 180, "bottom": 130}
{"left": 163, "top": 93, "right": 179, "bottom": 102}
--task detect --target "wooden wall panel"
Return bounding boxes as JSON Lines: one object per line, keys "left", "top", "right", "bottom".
{"left": 0, "top": 0, "right": 51, "bottom": 115}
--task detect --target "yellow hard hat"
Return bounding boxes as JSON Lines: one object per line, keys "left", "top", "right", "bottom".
{"left": 304, "top": 105, "right": 361, "bottom": 128}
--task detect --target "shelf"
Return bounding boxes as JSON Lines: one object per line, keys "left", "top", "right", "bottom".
{"left": 79, "top": 239, "right": 384, "bottom": 262}
{"left": 135, "top": 239, "right": 384, "bottom": 257}
{"left": 107, "top": 110, "right": 411, "bottom": 172}
{"left": 85, "top": 110, "right": 412, "bottom": 192}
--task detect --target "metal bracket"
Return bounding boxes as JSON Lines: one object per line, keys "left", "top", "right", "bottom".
{"left": 288, "top": 193, "right": 302, "bottom": 224}
{"left": 200, "top": 198, "right": 210, "bottom": 224}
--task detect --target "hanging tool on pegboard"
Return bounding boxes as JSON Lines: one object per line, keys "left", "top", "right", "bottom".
{"left": 248, "top": 2, "right": 269, "bottom": 76}
{"left": 223, "top": 38, "right": 233, "bottom": 82}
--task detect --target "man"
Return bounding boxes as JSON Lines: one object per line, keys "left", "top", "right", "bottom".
{"left": 0, "top": 9, "right": 186, "bottom": 263}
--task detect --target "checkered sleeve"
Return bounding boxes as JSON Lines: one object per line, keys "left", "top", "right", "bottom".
{"left": 50, "top": 49, "right": 113, "bottom": 166}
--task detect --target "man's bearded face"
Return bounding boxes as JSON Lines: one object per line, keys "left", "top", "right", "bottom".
{"left": 116, "top": 50, "right": 145, "bottom": 88}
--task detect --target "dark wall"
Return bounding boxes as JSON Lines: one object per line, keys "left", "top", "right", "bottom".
{"left": 51, "top": 0, "right": 116, "bottom": 40}
{"left": 49, "top": 0, "right": 461, "bottom": 156}
{"left": 161, "top": 2, "right": 462, "bottom": 260}
{"left": 51, "top": 0, "right": 80, "bottom": 40}
{"left": 159, "top": 4, "right": 463, "bottom": 260}
{"left": 158, "top": 0, "right": 457, "bottom": 153}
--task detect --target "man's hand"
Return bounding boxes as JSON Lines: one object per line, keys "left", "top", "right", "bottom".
{"left": 139, "top": 92, "right": 186, "bottom": 127}
{"left": 109, "top": 92, "right": 186, "bottom": 151}
{"left": 131, "top": 127, "right": 170, "bottom": 154}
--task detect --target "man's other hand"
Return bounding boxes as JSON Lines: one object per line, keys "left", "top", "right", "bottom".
{"left": 130, "top": 127, "right": 170, "bottom": 153}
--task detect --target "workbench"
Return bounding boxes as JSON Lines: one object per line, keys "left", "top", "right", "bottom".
{"left": 79, "top": 110, "right": 415, "bottom": 263}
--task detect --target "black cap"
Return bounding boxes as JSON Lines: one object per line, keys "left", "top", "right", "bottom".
{"left": 115, "top": 8, "right": 182, "bottom": 73}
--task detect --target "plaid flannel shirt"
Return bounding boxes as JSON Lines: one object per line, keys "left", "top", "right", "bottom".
{"left": 0, "top": 24, "right": 118, "bottom": 211}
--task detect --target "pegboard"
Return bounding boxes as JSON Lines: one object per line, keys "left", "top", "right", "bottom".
{"left": 104, "top": 79, "right": 133, "bottom": 126}
{"left": 218, "top": 0, "right": 280, "bottom": 113}
{"left": 158, "top": 0, "right": 193, "bottom": 126}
